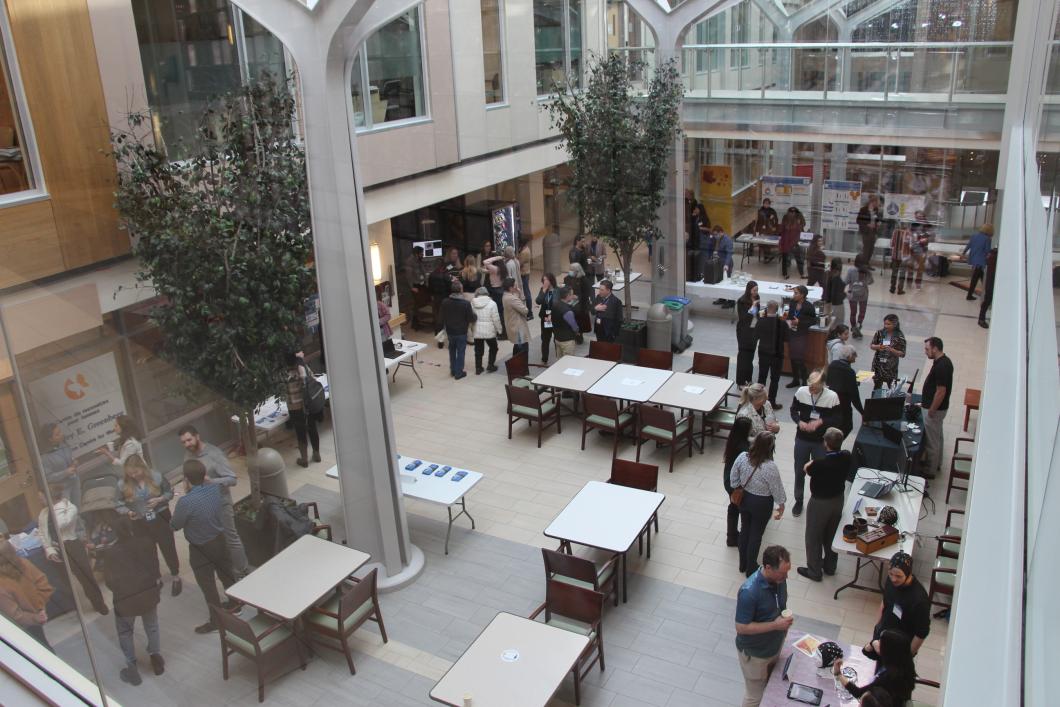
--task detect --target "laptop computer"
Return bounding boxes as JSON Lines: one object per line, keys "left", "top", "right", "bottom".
{"left": 382, "top": 338, "right": 403, "bottom": 359}
{"left": 859, "top": 478, "right": 894, "bottom": 498}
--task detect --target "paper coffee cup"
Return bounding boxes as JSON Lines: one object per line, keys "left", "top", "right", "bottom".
{"left": 781, "top": 610, "right": 793, "bottom": 619}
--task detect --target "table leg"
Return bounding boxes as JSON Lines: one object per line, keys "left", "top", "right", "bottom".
{"left": 622, "top": 551, "right": 628, "bottom": 603}
{"left": 406, "top": 359, "right": 423, "bottom": 388}
{"left": 444, "top": 497, "right": 476, "bottom": 555}
{"left": 833, "top": 556, "right": 887, "bottom": 599}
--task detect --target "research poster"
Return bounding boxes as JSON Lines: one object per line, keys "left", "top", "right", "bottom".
{"left": 821, "top": 180, "right": 862, "bottom": 230}
{"left": 760, "top": 176, "right": 813, "bottom": 214}
{"left": 28, "top": 352, "right": 126, "bottom": 457}
{"left": 882, "top": 193, "right": 927, "bottom": 221}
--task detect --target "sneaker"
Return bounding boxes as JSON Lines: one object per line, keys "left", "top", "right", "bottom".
{"left": 120, "top": 666, "right": 142, "bottom": 686}
{"left": 312, "top": 451, "right": 321, "bottom": 462}
{"left": 797, "top": 566, "right": 822, "bottom": 582}
{"left": 150, "top": 653, "right": 165, "bottom": 676}
{"left": 194, "top": 622, "right": 217, "bottom": 634}
{"left": 487, "top": 365, "right": 498, "bottom": 373}
{"left": 297, "top": 458, "right": 308, "bottom": 468}
{"left": 171, "top": 576, "right": 183, "bottom": 597}
{"left": 792, "top": 500, "right": 804, "bottom": 517}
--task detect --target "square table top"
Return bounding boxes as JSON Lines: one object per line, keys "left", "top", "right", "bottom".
{"left": 648, "top": 371, "right": 733, "bottom": 412}
{"left": 430, "top": 612, "right": 589, "bottom": 707}
{"left": 587, "top": 364, "right": 673, "bottom": 403}
{"left": 225, "top": 535, "right": 370, "bottom": 621}
{"left": 544, "top": 480, "right": 666, "bottom": 554}
{"left": 764, "top": 634, "right": 875, "bottom": 706}
{"left": 531, "top": 355, "right": 616, "bottom": 392}
{"left": 384, "top": 339, "right": 427, "bottom": 370}
{"left": 831, "top": 469, "right": 924, "bottom": 560}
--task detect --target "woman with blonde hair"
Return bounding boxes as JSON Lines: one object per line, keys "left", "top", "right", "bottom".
{"left": 458, "top": 255, "right": 482, "bottom": 295}
{"left": 0, "top": 539, "right": 53, "bottom": 650}
{"left": 116, "top": 455, "right": 182, "bottom": 596}
{"left": 735, "top": 384, "right": 781, "bottom": 440}
{"left": 789, "top": 370, "right": 841, "bottom": 517}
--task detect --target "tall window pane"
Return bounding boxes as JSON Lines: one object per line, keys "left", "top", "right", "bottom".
{"left": 569, "top": 0, "right": 582, "bottom": 89}
{"left": 364, "top": 7, "right": 426, "bottom": 125}
{"left": 534, "top": 0, "right": 565, "bottom": 94}
{"left": 243, "top": 12, "right": 286, "bottom": 82}
{"left": 0, "top": 29, "right": 32, "bottom": 195}
{"left": 481, "top": 0, "right": 505, "bottom": 104}
{"left": 351, "top": 53, "right": 366, "bottom": 128}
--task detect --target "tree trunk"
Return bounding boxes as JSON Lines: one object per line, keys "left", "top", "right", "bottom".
{"left": 239, "top": 410, "right": 261, "bottom": 506}
{"left": 621, "top": 249, "right": 634, "bottom": 322}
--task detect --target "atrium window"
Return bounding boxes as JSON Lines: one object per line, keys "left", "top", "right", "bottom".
{"left": 350, "top": 6, "right": 428, "bottom": 131}
{"left": 0, "top": 23, "right": 34, "bottom": 196}
{"left": 131, "top": 0, "right": 288, "bottom": 160}
{"left": 481, "top": 0, "right": 505, "bottom": 105}
{"left": 534, "top": 0, "right": 583, "bottom": 95}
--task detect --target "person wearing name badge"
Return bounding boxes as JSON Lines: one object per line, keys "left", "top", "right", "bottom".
{"left": 734, "top": 545, "right": 792, "bottom": 707}
{"left": 735, "top": 384, "right": 780, "bottom": 441}
{"left": 735, "top": 281, "right": 760, "bottom": 385}
{"left": 536, "top": 273, "right": 558, "bottom": 364}
{"left": 784, "top": 285, "right": 818, "bottom": 389}
{"left": 788, "top": 371, "right": 840, "bottom": 517}
{"left": 869, "top": 314, "right": 907, "bottom": 390}
{"left": 592, "top": 280, "right": 623, "bottom": 343}
{"left": 797, "top": 428, "right": 850, "bottom": 581}
{"left": 865, "top": 552, "right": 931, "bottom": 659}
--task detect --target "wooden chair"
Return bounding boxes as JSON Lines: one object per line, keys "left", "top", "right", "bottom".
{"left": 687, "top": 352, "right": 737, "bottom": 440}
{"left": 945, "top": 444, "right": 973, "bottom": 503}
{"left": 962, "top": 388, "right": 981, "bottom": 431}
{"left": 580, "top": 394, "right": 635, "bottom": 457}
{"left": 505, "top": 351, "right": 535, "bottom": 391}
{"left": 940, "top": 509, "right": 965, "bottom": 543}
{"left": 635, "top": 404, "right": 692, "bottom": 474}
{"left": 936, "top": 509, "right": 963, "bottom": 561}
{"left": 541, "top": 547, "right": 619, "bottom": 608}
{"left": 687, "top": 352, "right": 730, "bottom": 379}
{"left": 529, "top": 580, "right": 605, "bottom": 706}
{"left": 301, "top": 501, "right": 333, "bottom": 541}
{"left": 636, "top": 348, "right": 673, "bottom": 371}
{"left": 210, "top": 604, "right": 306, "bottom": 703}
{"left": 305, "top": 567, "right": 388, "bottom": 675}
{"left": 929, "top": 554, "right": 958, "bottom": 616}
{"left": 608, "top": 459, "right": 660, "bottom": 557}
{"left": 506, "top": 384, "right": 561, "bottom": 447}
{"left": 587, "top": 340, "right": 621, "bottom": 362}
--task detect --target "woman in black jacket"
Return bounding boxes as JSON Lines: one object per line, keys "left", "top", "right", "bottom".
{"left": 535, "top": 273, "right": 558, "bottom": 364}
{"left": 825, "top": 257, "right": 846, "bottom": 328}
{"left": 735, "top": 281, "right": 760, "bottom": 386}
{"left": 833, "top": 629, "right": 916, "bottom": 704}
{"left": 721, "top": 417, "right": 753, "bottom": 547}
{"left": 785, "top": 285, "right": 819, "bottom": 389}
{"left": 103, "top": 513, "right": 163, "bottom": 686}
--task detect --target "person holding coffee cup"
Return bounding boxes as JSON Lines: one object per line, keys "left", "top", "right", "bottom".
{"left": 734, "top": 545, "right": 793, "bottom": 707}
{"left": 869, "top": 313, "right": 906, "bottom": 389}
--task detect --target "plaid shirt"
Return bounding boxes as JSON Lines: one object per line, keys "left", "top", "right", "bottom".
{"left": 170, "top": 483, "right": 224, "bottom": 546}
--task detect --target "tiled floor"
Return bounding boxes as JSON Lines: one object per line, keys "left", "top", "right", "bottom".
{"left": 48, "top": 251, "right": 984, "bottom": 705}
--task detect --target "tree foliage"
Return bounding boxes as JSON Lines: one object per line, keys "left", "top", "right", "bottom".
{"left": 112, "top": 74, "right": 313, "bottom": 502}
{"left": 546, "top": 53, "right": 683, "bottom": 320}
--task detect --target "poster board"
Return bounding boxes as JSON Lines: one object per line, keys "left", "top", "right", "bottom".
{"left": 882, "top": 194, "right": 927, "bottom": 222}
{"left": 700, "top": 165, "right": 733, "bottom": 234}
{"left": 27, "top": 352, "right": 126, "bottom": 458}
{"left": 821, "top": 180, "right": 862, "bottom": 230}
{"left": 760, "top": 176, "right": 812, "bottom": 215}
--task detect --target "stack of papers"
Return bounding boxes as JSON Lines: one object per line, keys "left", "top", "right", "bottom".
{"left": 563, "top": 368, "right": 584, "bottom": 376}
{"left": 683, "top": 385, "right": 705, "bottom": 395}
{"left": 621, "top": 378, "right": 643, "bottom": 386}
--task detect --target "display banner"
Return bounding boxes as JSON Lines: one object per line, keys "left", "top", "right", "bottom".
{"left": 700, "top": 165, "right": 733, "bottom": 234}
{"left": 28, "top": 352, "right": 126, "bottom": 457}
{"left": 882, "top": 193, "right": 927, "bottom": 222}
{"left": 760, "top": 176, "right": 812, "bottom": 214}
{"left": 822, "top": 180, "right": 862, "bottom": 230}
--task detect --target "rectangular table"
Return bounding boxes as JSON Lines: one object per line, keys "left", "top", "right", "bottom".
{"left": 735, "top": 233, "right": 780, "bottom": 267}
{"left": 763, "top": 634, "right": 875, "bottom": 706}
{"left": 544, "top": 480, "right": 666, "bottom": 602}
{"left": 430, "top": 612, "right": 589, "bottom": 707}
{"left": 687, "top": 278, "right": 824, "bottom": 305}
{"left": 531, "top": 355, "right": 615, "bottom": 393}
{"left": 326, "top": 455, "right": 484, "bottom": 554}
{"left": 831, "top": 469, "right": 924, "bottom": 599}
{"left": 649, "top": 372, "right": 734, "bottom": 452}
{"left": 234, "top": 373, "right": 331, "bottom": 435}
{"left": 384, "top": 338, "right": 427, "bottom": 388}
{"left": 225, "top": 534, "right": 370, "bottom": 621}
{"left": 587, "top": 364, "right": 672, "bottom": 403}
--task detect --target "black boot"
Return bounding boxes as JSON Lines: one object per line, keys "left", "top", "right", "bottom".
{"left": 297, "top": 443, "right": 309, "bottom": 468}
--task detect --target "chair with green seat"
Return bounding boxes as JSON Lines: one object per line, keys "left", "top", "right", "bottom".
{"left": 506, "top": 384, "right": 561, "bottom": 447}
{"left": 528, "top": 580, "right": 605, "bottom": 706}
{"left": 580, "top": 393, "right": 635, "bottom": 457}
{"left": 635, "top": 404, "right": 692, "bottom": 474}
{"left": 608, "top": 458, "right": 660, "bottom": 557}
{"left": 304, "top": 568, "right": 388, "bottom": 675}
{"left": 541, "top": 547, "right": 619, "bottom": 607}
{"left": 946, "top": 455, "right": 972, "bottom": 503}
{"left": 210, "top": 604, "right": 307, "bottom": 703}
{"left": 940, "top": 509, "right": 964, "bottom": 543}
{"left": 687, "top": 352, "right": 737, "bottom": 441}
{"left": 929, "top": 555, "right": 958, "bottom": 617}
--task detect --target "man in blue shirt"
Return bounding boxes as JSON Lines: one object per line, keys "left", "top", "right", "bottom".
{"left": 734, "top": 545, "right": 793, "bottom": 706}
{"left": 961, "top": 223, "right": 993, "bottom": 300}
{"left": 171, "top": 460, "right": 239, "bottom": 633}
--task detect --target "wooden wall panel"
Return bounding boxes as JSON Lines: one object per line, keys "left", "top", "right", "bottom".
{"left": 5, "top": 0, "right": 129, "bottom": 273}
{"left": 0, "top": 200, "right": 64, "bottom": 288}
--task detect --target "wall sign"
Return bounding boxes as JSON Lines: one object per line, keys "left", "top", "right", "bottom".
{"left": 822, "top": 180, "right": 862, "bottom": 231}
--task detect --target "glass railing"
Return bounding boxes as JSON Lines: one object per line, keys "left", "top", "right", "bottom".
{"left": 616, "top": 41, "right": 1016, "bottom": 102}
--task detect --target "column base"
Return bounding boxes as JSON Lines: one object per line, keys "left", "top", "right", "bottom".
{"left": 369, "top": 543, "right": 425, "bottom": 592}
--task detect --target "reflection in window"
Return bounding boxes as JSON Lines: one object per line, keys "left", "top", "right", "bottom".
{"left": 0, "top": 27, "right": 33, "bottom": 196}
{"left": 131, "top": 0, "right": 288, "bottom": 160}
{"left": 481, "top": 0, "right": 505, "bottom": 105}
{"left": 534, "top": 0, "right": 582, "bottom": 94}
{"left": 350, "top": 6, "right": 428, "bottom": 130}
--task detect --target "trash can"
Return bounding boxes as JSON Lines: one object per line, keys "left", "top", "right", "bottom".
{"left": 646, "top": 303, "right": 672, "bottom": 352}
{"left": 662, "top": 296, "right": 693, "bottom": 352}
{"left": 256, "top": 447, "right": 289, "bottom": 499}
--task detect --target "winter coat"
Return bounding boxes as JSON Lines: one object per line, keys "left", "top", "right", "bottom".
{"left": 103, "top": 534, "right": 161, "bottom": 617}
{"left": 470, "top": 295, "right": 503, "bottom": 340}
{"left": 503, "top": 291, "right": 531, "bottom": 346}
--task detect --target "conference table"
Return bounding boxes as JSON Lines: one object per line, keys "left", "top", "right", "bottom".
{"left": 648, "top": 372, "right": 734, "bottom": 451}
{"left": 544, "top": 480, "right": 666, "bottom": 602}
{"left": 763, "top": 633, "right": 875, "bottom": 706}
{"left": 735, "top": 233, "right": 780, "bottom": 267}
{"left": 830, "top": 469, "right": 924, "bottom": 599}
{"left": 530, "top": 355, "right": 616, "bottom": 416}
{"left": 586, "top": 363, "right": 673, "bottom": 403}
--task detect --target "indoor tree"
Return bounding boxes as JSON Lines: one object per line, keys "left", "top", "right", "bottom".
{"left": 546, "top": 53, "right": 683, "bottom": 322}
{"left": 112, "top": 73, "right": 313, "bottom": 506}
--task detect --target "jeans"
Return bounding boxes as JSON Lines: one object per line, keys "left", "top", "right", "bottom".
{"left": 849, "top": 299, "right": 867, "bottom": 328}
{"left": 189, "top": 533, "right": 236, "bottom": 622}
{"left": 757, "top": 354, "right": 783, "bottom": 404}
{"left": 116, "top": 608, "right": 160, "bottom": 665}
{"left": 448, "top": 333, "right": 468, "bottom": 376}
{"left": 219, "top": 498, "right": 248, "bottom": 574}
{"left": 829, "top": 302, "right": 846, "bottom": 331}
{"left": 793, "top": 437, "right": 826, "bottom": 504}
{"left": 921, "top": 407, "right": 948, "bottom": 474}
{"left": 738, "top": 492, "right": 774, "bottom": 575}
{"left": 804, "top": 494, "right": 843, "bottom": 575}
{"left": 738, "top": 650, "right": 779, "bottom": 707}
{"left": 473, "top": 337, "right": 498, "bottom": 370}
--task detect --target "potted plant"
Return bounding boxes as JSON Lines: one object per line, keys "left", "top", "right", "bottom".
{"left": 545, "top": 53, "right": 683, "bottom": 361}
{"left": 113, "top": 74, "right": 314, "bottom": 556}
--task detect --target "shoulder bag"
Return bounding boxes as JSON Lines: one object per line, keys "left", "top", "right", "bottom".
{"left": 730, "top": 462, "right": 761, "bottom": 507}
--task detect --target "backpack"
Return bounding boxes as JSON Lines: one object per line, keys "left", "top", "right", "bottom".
{"left": 848, "top": 270, "right": 868, "bottom": 300}
{"left": 302, "top": 366, "right": 326, "bottom": 416}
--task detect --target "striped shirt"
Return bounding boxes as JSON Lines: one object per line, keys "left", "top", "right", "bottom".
{"left": 729, "top": 453, "right": 787, "bottom": 504}
{"left": 170, "top": 483, "right": 224, "bottom": 546}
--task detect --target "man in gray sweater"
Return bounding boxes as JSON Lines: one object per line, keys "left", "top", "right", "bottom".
{"left": 178, "top": 425, "right": 248, "bottom": 575}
